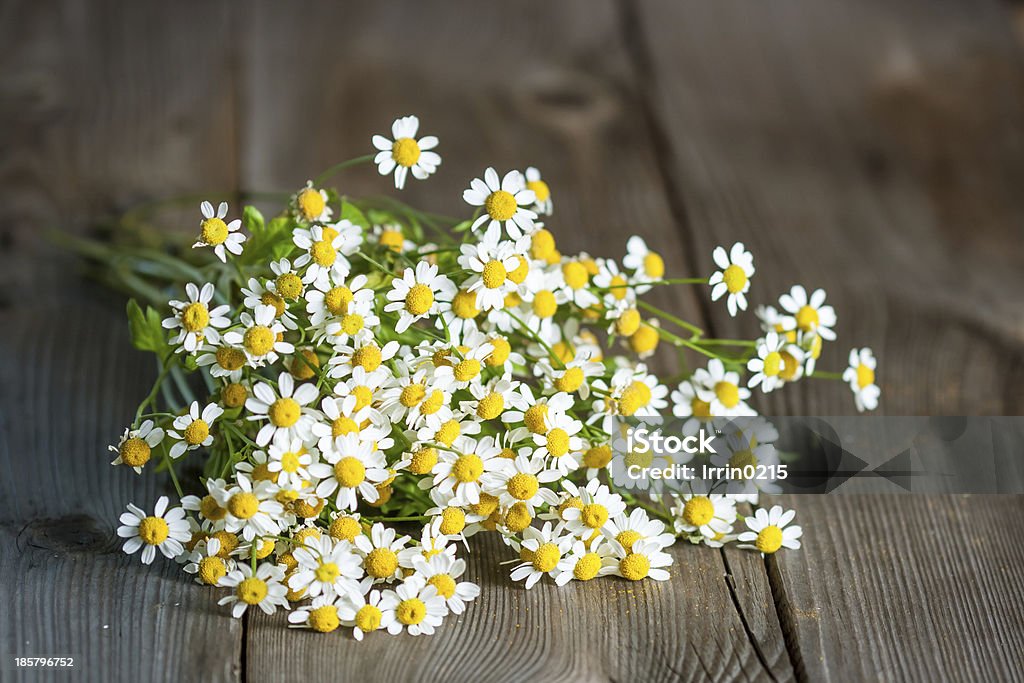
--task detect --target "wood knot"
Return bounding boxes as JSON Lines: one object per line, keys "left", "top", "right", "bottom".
{"left": 514, "top": 69, "right": 619, "bottom": 135}
{"left": 19, "top": 514, "right": 112, "bottom": 554}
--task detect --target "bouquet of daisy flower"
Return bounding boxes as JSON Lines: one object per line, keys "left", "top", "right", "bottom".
{"left": 95, "top": 115, "right": 879, "bottom": 637}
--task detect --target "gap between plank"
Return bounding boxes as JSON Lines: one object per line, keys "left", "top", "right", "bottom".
{"left": 765, "top": 554, "right": 809, "bottom": 683}
{"left": 721, "top": 549, "right": 782, "bottom": 683}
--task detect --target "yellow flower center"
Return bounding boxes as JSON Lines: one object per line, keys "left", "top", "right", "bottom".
{"left": 643, "top": 252, "right": 665, "bottom": 279}
{"left": 290, "top": 349, "right": 319, "bottom": 380}
{"left": 222, "top": 383, "right": 248, "bottom": 408}
{"left": 334, "top": 457, "right": 366, "bottom": 488}
{"left": 722, "top": 264, "right": 748, "bottom": 294}
{"left": 308, "top": 605, "right": 340, "bottom": 633}
{"left": 475, "top": 393, "right": 504, "bottom": 420}
{"left": 763, "top": 351, "right": 782, "bottom": 377}
{"left": 452, "top": 454, "right": 484, "bottom": 483}
{"left": 527, "top": 178, "right": 550, "bottom": 202}
{"left": 530, "top": 229, "right": 556, "bottom": 261}
{"left": 379, "top": 229, "right": 404, "bottom": 252}
{"left": 435, "top": 419, "right": 460, "bottom": 446}
{"left": 546, "top": 428, "right": 570, "bottom": 457}
{"left": 200, "top": 495, "right": 226, "bottom": 521}
{"left": 619, "top": 553, "right": 651, "bottom": 581}
{"left": 574, "top": 552, "right": 602, "bottom": 580}
{"left": 619, "top": 381, "right": 652, "bottom": 416}
{"left": 729, "top": 449, "right": 758, "bottom": 472}
{"left": 551, "top": 341, "right": 576, "bottom": 365}
{"left": 609, "top": 275, "right": 628, "bottom": 300}
{"left": 214, "top": 346, "right": 245, "bottom": 372}
{"left": 200, "top": 217, "right": 229, "bottom": 245}
{"left": 532, "top": 290, "right": 557, "bottom": 318}
{"left": 485, "top": 337, "right": 511, "bottom": 366}
{"left": 507, "top": 472, "right": 539, "bottom": 500}
{"left": 296, "top": 187, "right": 325, "bottom": 221}
{"left": 427, "top": 574, "right": 457, "bottom": 600}
{"left": 683, "top": 496, "right": 715, "bottom": 527}
{"left": 324, "top": 286, "right": 353, "bottom": 315}
{"left": 197, "top": 556, "right": 227, "bottom": 585}
{"left": 454, "top": 359, "right": 481, "bottom": 383}
{"left": 615, "top": 308, "right": 641, "bottom": 337}
{"left": 484, "top": 190, "right": 517, "bottom": 221}
{"left": 183, "top": 419, "right": 210, "bottom": 446}
{"left": 581, "top": 503, "right": 608, "bottom": 529}
{"left": 451, "top": 289, "right": 480, "bottom": 319}
{"left": 351, "top": 385, "right": 374, "bottom": 410}
{"left": 243, "top": 326, "right": 275, "bottom": 356}
{"left": 251, "top": 463, "right": 277, "bottom": 483}
{"left": 508, "top": 256, "right": 529, "bottom": 284}
{"left": 237, "top": 577, "right": 268, "bottom": 605}
{"left": 624, "top": 447, "right": 654, "bottom": 469}
{"left": 364, "top": 548, "right": 398, "bottom": 578}
{"left": 779, "top": 351, "right": 801, "bottom": 381}
{"left": 399, "top": 383, "right": 426, "bottom": 408}
{"left": 138, "top": 516, "right": 169, "bottom": 545}
{"left": 404, "top": 447, "right": 436, "bottom": 475}
{"left": 333, "top": 313, "right": 361, "bottom": 337}
{"left": 439, "top": 507, "right": 466, "bottom": 534}
{"left": 419, "top": 390, "right": 443, "bottom": 415}
{"left": 311, "top": 239, "right": 336, "bottom": 267}
{"left": 314, "top": 562, "right": 340, "bottom": 584}
{"left": 228, "top": 492, "right": 260, "bottom": 520}
{"left": 267, "top": 397, "right": 300, "bottom": 427}
{"left": 119, "top": 437, "right": 151, "bottom": 468}
{"left": 180, "top": 302, "right": 210, "bottom": 333}
{"left": 355, "top": 605, "right": 383, "bottom": 632}
{"left": 273, "top": 274, "right": 301, "bottom": 301}
{"left": 328, "top": 416, "right": 358, "bottom": 439}
{"left": 523, "top": 404, "right": 548, "bottom": 434}
{"left": 616, "top": 530, "right": 642, "bottom": 553}
{"left": 507, "top": 503, "right": 534, "bottom": 531}
{"left": 532, "top": 543, "right": 561, "bottom": 572}
{"left": 279, "top": 450, "right": 302, "bottom": 473}
{"left": 714, "top": 381, "right": 740, "bottom": 409}
{"left": 756, "top": 526, "right": 784, "bottom": 554}
{"left": 561, "top": 262, "right": 589, "bottom": 290}
{"left": 470, "top": 493, "right": 499, "bottom": 517}
{"left": 351, "top": 344, "right": 382, "bottom": 372}
{"left": 329, "top": 515, "right": 362, "bottom": 542}
{"left": 554, "top": 367, "right": 584, "bottom": 393}
{"left": 404, "top": 283, "right": 434, "bottom": 316}
{"left": 857, "top": 364, "right": 875, "bottom": 389}
{"left": 391, "top": 137, "right": 421, "bottom": 167}
{"left": 629, "top": 325, "right": 659, "bottom": 354}
{"left": 482, "top": 260, "right": 507, "bottom": 289}
{"left": 396, "top": 598, "right": 427, "bottom": 625}
{"left": 583, "top": 444, "right": 612, "bottom": 470}
{"left": 211, "top": 530, "right": 238, "bottom": 557}
{"left": 796, "top": 305, "right": 819, "bottom": 331}
{"left": 260, "top": 291, "right": 286, "bottom": 317}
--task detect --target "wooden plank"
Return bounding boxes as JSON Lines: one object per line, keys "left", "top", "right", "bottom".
{"left": 237, "top": 1, "right": 791, "bottom": 680}
{"left": 0, "top": 1, "right": 243, "bottom": 680}
{"left": 630, "top": 0, "right": 1024, "bottom": 679}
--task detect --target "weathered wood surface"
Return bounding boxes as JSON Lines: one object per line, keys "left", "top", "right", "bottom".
{"left": 1, "top": 1, "right": 1023, "bottom": 681}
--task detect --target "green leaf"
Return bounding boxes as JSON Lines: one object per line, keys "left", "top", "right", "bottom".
{"left": 242, "top": 205, "right": 265, "bottom": 235}
{"left": 126, "top": 298, "right": 168, "bottom": 354}
{"left": 340, "top": 201, "right": 369, "bottom": 229}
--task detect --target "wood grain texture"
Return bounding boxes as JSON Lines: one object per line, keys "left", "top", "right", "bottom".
{"left": 0, "top": 1, "right": 242, "bottom": 681}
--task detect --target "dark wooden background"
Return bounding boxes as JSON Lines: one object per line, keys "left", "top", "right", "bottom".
{"left": 2, "top": 1, "right": 1024, "bottom": 681}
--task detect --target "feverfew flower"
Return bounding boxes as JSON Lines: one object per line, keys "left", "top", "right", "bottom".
{"left": 843, "top": 347, "right": 880, "bottom": 412}
{"left": 778, "top": 285, "right": 837, "bottom": 341}
{"left": 622, "top": 236, "right": 665, "bottom": 293}
{"left": 310, "top": 434, "right": 389, "bottom": 511}
{"left": 167, "top": 401, "right": 223, "bottom": 459}
{"left": 224, "top": 304, "right": 294, "bottom": 367}
{"left": 611, "top": 538, "right": 673, "bottom": 581}
{"left": 162, "top": 282, "right": 231, "bottom": 353}
{"left": 338, "top": 589, "right": 392, "bottom": 640}
{"left": 463, "top": 168, "right": 537, "bottom": 241}
{"left": 292, "top": 181, "right": 332, "bottom": 223}
{"left": 219, "top": 562, "right": 289, "bottom": 618}
{"left": 193, "top": 201, "right": 245, "bottom": 262}
{"left": 373, "top": 115, "right": 441, "bottom": 189}
{"left": 671, "top": 494, "right": 737, "bottom": 541}
{"left": 510, "top": 522, "right": 574, "bottom": 589}
{"left": 109, "top": 419, "right": 164, "bottom": 473}
{"left": 245, "top": 372, "right": 319, "bottom": 447}
{"left": 384, "top": 261, "right": 456, "bottom": 333}
{"left": 290, "top": 535, "right": 363, "bottom": 599}
{"left": 738, "top": 505, "right": 803, "bottom": 555}
{"left": 117, "top": 496, "right": 190, "bottom": 565}
{"left": 747, "top": 332, "right": 787, "bottom": 394}
{"left": 709, "top": 242, "right": 754, "bottom": 316}
{"left": 524, "top": 166, "right": 552, "bottom": 215}
{"left": 411, "top": 553, "right": 480, "bottom": 614}
{"left": 379, "top": 576, "right": 448, "bottom": 636}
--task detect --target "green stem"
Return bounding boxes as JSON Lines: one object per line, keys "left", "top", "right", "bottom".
{"left": 313, "top": 154, "right": 376, "bottom": 186}
{"left": 637, "top": 300, "right": 704, "bottom": 338}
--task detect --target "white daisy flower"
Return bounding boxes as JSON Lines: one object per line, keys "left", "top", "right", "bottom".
{"left": 536, "top": 356, "right": 603, "bottom": 400}
{"left": 797, "top": 330, "right": 824, "bottom": 376}
{"left": 379, "top": 575, "right": 449, "bottom": 636}
{"left": 737, "top": 505, "right": 803, "bottom": 554}
{"left": 747, "top": 332, "right": 788, "bottom": 394}
{"left": 458, "top": 236, "right": 524, "bottom": 311}
{"left": 265, "top": 433, "right": 316, "bottom": 489}
{"left": 162, "top": 282, "right": 231, "bottom": 353}
{"left": 378, "top": 366, "right": 453, "bottom": 429}
{"left": 671, "top": 494, "right": 737, "bottom": 541}
{"left": 621, "top": 236, "right": 666, "bottom": 293}
{"left": 602, "top": 507, "right": 675, "bottom": 553}
{"left": 397, "top": 520, "right": 456, "bottom": 570}
{"left": 463, "top": 168, "right": 537, "bottom": 241}
{"left": 592, "top": 258, "right": 636, "bottom": 308}
{"left": 245, "top": 372, "right": 319, "bottom": 447}
{"left": 287, "top": 594, "right": 345, "bottom": 633}
{"left": 338, "top": 589, "right": 393, "bottom": 640}
{"left": 611, "top": 538, "right": 673, "bottom": 581}
{"left": 167, "top": 401, "right": 222, "bottom": 459}
{"left": 305, "top": 273, "right": 374, "bottom": 331}
{"left": 240, "top": 277, "right": 298, "bottom": 331}
{"left": 290, "top": 535, "right": 364, "bottom": 599}
{"left": 509, "top": 522, "right": 573, "bottom": 589}
{"left": 193, "top": 201, "right": 245, "bottom": 262}
{"left": 459, "top": 374, "right": 528, "bottom": 423}
{"left": 692, "top": 359, "right": 754, "bottom": 417}
{"left": 523, "top": 166, "right": 552, "bottom": 215}
{"left": 413, "top": 412, "right": 481, "bottom": 449}
{"left": 218, "top": 562, "right": 289, "bottom": 618}
{"left": 488, "top": 452, "right": 561, "bottom": 514}
{"left": 778, "top": 285, "right": 837, "bottom": 341}
{"left": 109, "top": 419, "right": 165, "bottom": 473}
{"left": 532, "top": 411, "right": 584, "bottom": 475}
{"left": 213, "top": 474, "right": 284, "bottom": 541}
{"left": 432, "top": 342, "right": 493, "bottom": 390}
{"left": 195, "top": 344, "right": 248, "bottom": 383}
{"left": 223, "top": 304, "right": 293, "bottom": 367}
{"left": 354, "top": 523, "right": 411, "bottom": 584}
{"left": 384, "top": 261, "right": 456, "bottom": 333}
{"left": 182, "top": 537, "right": 235, "bottom": 586}
{"left": 292, "top": 180, "right": 332, "bottom": 223}
{"left": 843, "top": 347, "right": 880, "bottom": 412}
{"left": 328, "top": 339, "right": 400, "bottom": 379}
{"left": 708, "top": 242, "right": 754, "bottom": 317}
{"left": 117, "top": 496, "right": 190, "bottom": 565}
{"left": 560, "top": 479, "right": 626, "bottom": 538}
{"left": 293, "top": 221, "right": 361, "bottom": 288}
{"left": 411, "top": 553, "right": 480, "bottom": 615}
{"left": 372, "top": 223, "right": 417, "bottom": 254}
{"left": 372, "top": 115, "right": 441, "bottom": 190}
{"left": 430, "top": 435, "right": 506, "bottom": 506}
{"left": 710, "top": 429, "right": 782, "bottom": 495}
{"left": 502, "top": 386, "right": 574, "bottom": 436}
{"left": 309, "top": 434, "right": 389, "bottom": 511}
{"left": 554, "top": 538, "right": 617, "bottom": 585}
{"left": 310, "top": 393, "right": 388, "bottom": 455}
{"left": 519, "top": 267, "right": 570, "bottom": 344}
